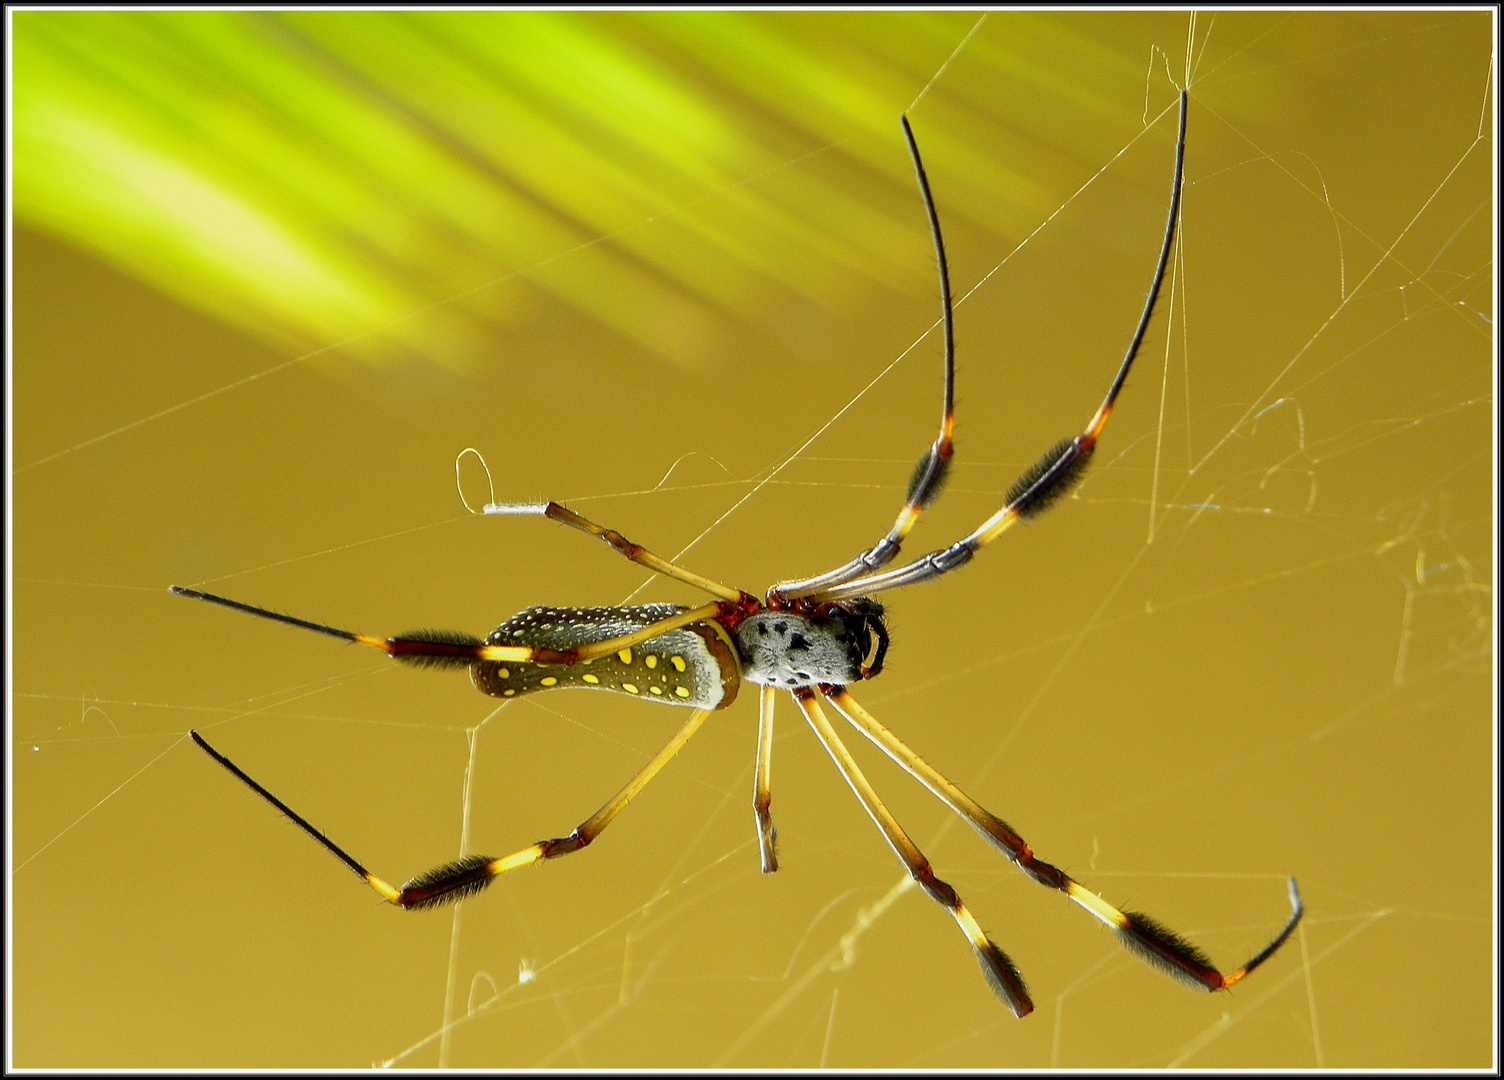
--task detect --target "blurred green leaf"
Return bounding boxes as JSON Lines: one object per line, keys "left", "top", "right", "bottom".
{"left": 14, "top": 11, "right": 1146, "bottom": 371}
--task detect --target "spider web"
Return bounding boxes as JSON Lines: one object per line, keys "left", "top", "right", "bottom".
{"left": 10, "top": 11, "right": 1495, "bottom": 1069}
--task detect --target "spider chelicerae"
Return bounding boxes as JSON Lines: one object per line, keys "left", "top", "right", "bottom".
{"left": 175, "top": 89, "right": 1301, "bottom": 1016}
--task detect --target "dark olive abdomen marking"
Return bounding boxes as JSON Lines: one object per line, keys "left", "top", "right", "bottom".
{"left": 471, "top": 604, "right": 740, "bottom": 710}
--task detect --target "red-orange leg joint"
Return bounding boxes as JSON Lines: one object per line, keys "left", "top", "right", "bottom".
{"left": 608, "top": 533, "right": 645, "bottom": 559}
{"left": 911, "top": 862, "right": 957, "bottom": 909}
{"left": 1010, "top": 848, "right": 1070, "bottom": 891}
{"left": 706, "top": 598, "right": 757, "bottom": 632}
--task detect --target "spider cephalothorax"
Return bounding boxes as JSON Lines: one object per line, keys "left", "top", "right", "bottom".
{"left": 734, "top": 598, "right": 887, "bottom": 688}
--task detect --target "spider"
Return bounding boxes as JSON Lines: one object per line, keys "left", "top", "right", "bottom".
{"left": 174, "top": 90, "right": 1301, "bottom": 1017}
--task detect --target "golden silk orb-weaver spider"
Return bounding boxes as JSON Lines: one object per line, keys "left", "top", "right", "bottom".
{"left": 175, "top": 90, "right": 1301, "bottom": 1017}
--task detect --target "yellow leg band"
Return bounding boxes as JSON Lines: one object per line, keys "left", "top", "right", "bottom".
{"left": 1067, "top": 881, "right": 1128, "bottom": 929}
{"left": 952, "top": 901, "right": 989, "bottom": 946}
{"left": 491, "top": 847, "right": 545, "bottom": 875}
{"left": 365, "top": 874, "right": 403, "bottom": 904}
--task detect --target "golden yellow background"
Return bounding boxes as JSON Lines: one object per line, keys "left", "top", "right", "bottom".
{"left": 12, "top": 10, "right": 1494, "bottom": 1068}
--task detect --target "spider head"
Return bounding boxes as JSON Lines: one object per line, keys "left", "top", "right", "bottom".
{"left": 733, "top": 598, "right": 887, "bottom": 688}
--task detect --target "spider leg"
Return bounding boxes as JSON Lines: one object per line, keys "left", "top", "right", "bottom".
{"left": 793, "top": 689, "right": 1033, "bottom": 1016}
{"left": 191, "top": 707, "right": 713, "bottom": 910}
{"left": 773, "top": 114, "right": 955, "bottom": 601}
{"left": 190, "top": 729, "right": 408, "bottom": 904}
{"left": 806, "top": 91, "right": 1189, "bottom": 605}
{"left": 170, "top": 586, "right": 726, "bottom": 668}
{"left": 753, "top": 685, "right": 778, "bottom": 872}
{"left": 484, "top": 501, "right": 753, "bottom": 604}
{"left": 824, "top": 687, "right": 1303, "bottom": 992}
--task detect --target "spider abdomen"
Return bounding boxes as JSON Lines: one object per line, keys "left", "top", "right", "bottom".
{"left": 734, "top": 611, "right": 866, "bottom": 688}
{"left": 471, "top": 604, "right": 740, "bottom": 709}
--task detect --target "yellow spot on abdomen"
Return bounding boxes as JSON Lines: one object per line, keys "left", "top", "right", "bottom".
{"left": 645, "top": 655, "right": 658, "bottom": 669}
{"left": 674, "top": 686, "right": 690, "bottom": 698}
{"left": 582, "top": 674, "right": 599, "bottom": 684}
{"left": 540, "top": 677, "right": 558, "bottom": 687}
{"left": 503, "top": 689, "right": 515, "bottom": 697}
{"left": 618, "top": 648, "right": 633, "bottom": 664}
{"left": 649, "top": 686, "right": 663, "bottom": 695}
{"left": 498, "top": 668, "right": 510, "bottom": 679}
{"left": 623, "top": 683, "right": 639, "bottom": 694}
{"left": 671, "top": 656, "right": 686, "bottom": 672}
